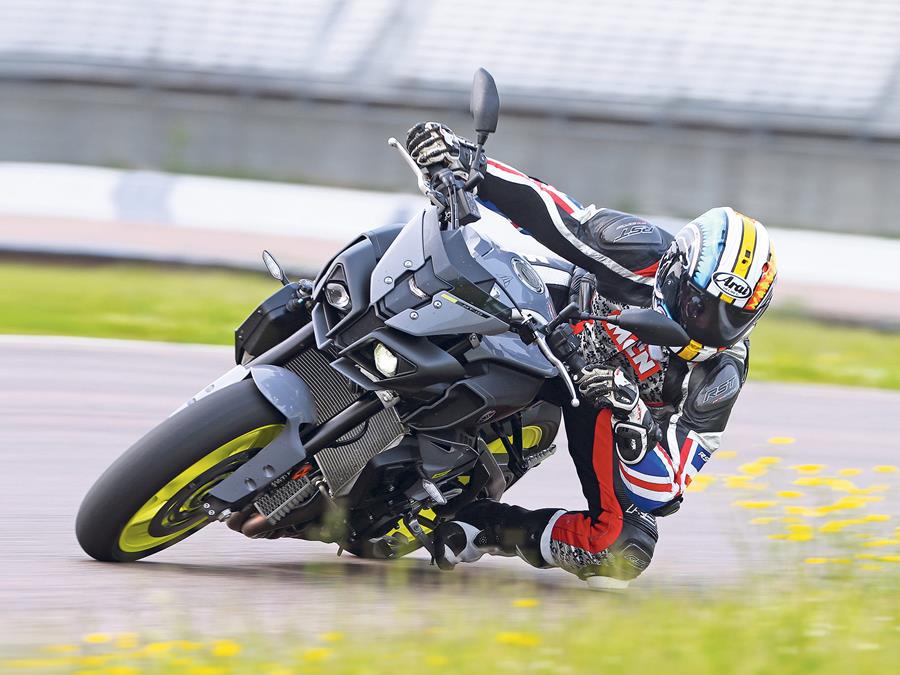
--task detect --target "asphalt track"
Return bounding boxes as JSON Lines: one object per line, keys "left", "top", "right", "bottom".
{"left": 2, "top": 336, "right": 898, "bottom": 646}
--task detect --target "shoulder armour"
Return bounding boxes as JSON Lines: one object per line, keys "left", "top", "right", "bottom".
{"left": 577, "top": 209, "right": 674, "bottom": 306}
{"left": 682, "top": 352, "right": 745, "bottom": 430}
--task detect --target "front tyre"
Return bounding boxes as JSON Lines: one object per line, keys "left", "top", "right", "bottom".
{"left": 76, "top": 380, "right": 284, "bottom": 562}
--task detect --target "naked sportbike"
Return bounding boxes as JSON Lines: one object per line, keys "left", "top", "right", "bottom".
{"left": 76, "top": 70, "right": 687, "bottom": 563}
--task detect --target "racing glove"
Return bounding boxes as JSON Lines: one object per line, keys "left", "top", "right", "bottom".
{"left": 406, "top": 121, "right": 485, "bottom": 178}
{"left": 578, "top": 366, "right": 640, "bottom": 416}
{"left": 578, "top": 366, "right": 660, "bottom": 465}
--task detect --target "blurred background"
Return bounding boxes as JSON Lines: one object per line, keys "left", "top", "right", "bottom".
{"left": 4, "top": 0, "right": 900, "bottom": 231}
{"left": 2, "top": 2, "right": 900, "bottom": 672}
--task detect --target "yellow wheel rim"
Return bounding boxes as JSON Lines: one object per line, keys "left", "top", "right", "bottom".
{"left": 118, "top": 424, "right": 283, "bottom": 553}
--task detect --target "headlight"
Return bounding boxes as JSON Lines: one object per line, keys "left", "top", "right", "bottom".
{"left": 373, "top": 342, "right": 399, "bottom": 377}
{"left": 324, "top": 282, "right": 351, "bottom": 311}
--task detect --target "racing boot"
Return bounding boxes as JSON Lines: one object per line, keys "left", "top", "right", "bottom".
{"left": 431, "top": 500, "right": 563, "bottom": 570}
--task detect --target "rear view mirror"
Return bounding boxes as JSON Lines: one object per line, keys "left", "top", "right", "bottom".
{"left": 613, "top": 309, "right": 689, "bottom": 347}
{"left": 470, "top": 68, "right": 500, "bottom": 143}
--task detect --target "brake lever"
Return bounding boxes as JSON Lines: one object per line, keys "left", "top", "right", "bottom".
{"left": 387, "top": 137, "right": 446, "bottom": 209}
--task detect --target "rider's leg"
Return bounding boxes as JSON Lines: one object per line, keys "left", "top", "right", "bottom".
{"left": 433, "top": 407, "right": 658, "bottom": 587}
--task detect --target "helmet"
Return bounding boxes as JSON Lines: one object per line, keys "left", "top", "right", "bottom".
{"left": 653, "top": 207, "right": 777, "bottom": 362}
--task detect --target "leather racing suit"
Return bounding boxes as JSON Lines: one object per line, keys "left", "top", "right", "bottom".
{"left": 451, "top": 158, "right": 750, "bottom": 582}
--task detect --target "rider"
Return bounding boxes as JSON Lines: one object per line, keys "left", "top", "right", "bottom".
{"left": 405, "top": 122, "right": 779, "bottom": 589}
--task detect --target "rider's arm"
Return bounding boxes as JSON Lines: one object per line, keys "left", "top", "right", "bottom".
{"left": 478, "top": 159, "right": 658, "bottom": 295}
{"left": 616, "top": 343, "right": 748, "bottom": 514}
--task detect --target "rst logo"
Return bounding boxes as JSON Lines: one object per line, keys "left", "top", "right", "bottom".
{"left": 601, "top": 317, "right": 661, "bottom": 381}
{"left": 713, "top": 272, "right": 752, "bottom": 299}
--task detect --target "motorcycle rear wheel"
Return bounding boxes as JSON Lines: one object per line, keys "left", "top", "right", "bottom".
{"left": 76, "top": 380, "right": 284, "bottom": 562}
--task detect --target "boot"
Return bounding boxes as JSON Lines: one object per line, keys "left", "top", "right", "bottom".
{"left": 432, "top": 500, "right": 563, "bottom": 570}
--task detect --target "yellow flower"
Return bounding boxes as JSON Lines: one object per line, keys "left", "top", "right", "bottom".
{"left": 793, "top": 477, "right": 828, "bottom": 487}
{"left": 210, "top": 640, "right": 242, "bottom": 658}
{"left": 141, "top": 642, "right": 174, "bottom": 656}
{"left": 820, "top": 478, "right": 858, "bottom": 492}
{"left": 512, "top": 598, "right": 540, "bottom": 608}
{"left": 850, "top": 484, "right": 889, "bottom": 495}
{"left": 750, "top": 517, "right": 776, "bottom": 525}
{"left": 859, "top": 564, "right": 882, "bottom": 571}
{"left": 496, "top": 631, "right": 541, "bottom": 647}
{"left": 318, "top": 632, "right": 344, "bottom": 643}
{"left": 790, "top": 464, "right": 825, "bottom": 474}
{"left": 43, "top": 644, "right": 79, "bottom": 654}
{"left": 776, "top": 491, "right": 804, "bottom": 499}
{"left": 819, "top": 519, "right": 865, "bottom": 533}
{"left": 873, "top": 465, "right": 897, "bottom": 474}
{"left": 768, "top": 437, "right": 796, "bottom": 445}
{"left": 784, "top": 506, "right": 818, "bottom": 517}
{"left": 105, "top": 667, "right": 140, "bottom": 675}
{"left": 82, "top": 633, "right": 111, "bottom": 645}
{"left": 738, "top": 463, "right": 768, "bottom": 477}
{"left": 716, "top": 450, "right": 738, "bottom": 459}
{"left": 304, "top": 647, "right": 332, "bottom": 662}
{"left": 838, "top": 468, "right": 863, "bottom": 476}
{"left": 756, "top": 456, "right": 782, "bottom": 465}
{"left": 115, "top": 633, "right": 139, "bottom": 650}
{"left": 732, "top": 500, "right": 777, "bottom": 509}
{"left": 877, "top": 555, "right": 900, "bottom": 563}
{"left": 804, "top": 557, "right": 828, "bottom": 564}
{"left": 863, "top": 539, "right": 900, "bottom": 548}
{"left": 426, "top": 655, "right": 450, "bottom": 667}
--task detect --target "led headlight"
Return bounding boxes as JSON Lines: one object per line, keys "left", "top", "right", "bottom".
{"left": 324, "top": 282, "right": 351, "bottom": 311}
{"left": 373, "top": 342, "right": 399, "bottom": 378}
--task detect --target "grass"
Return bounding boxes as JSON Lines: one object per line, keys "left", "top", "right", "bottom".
{"left": 2, "top": 260, "right": 900, "bottom": 389}
{"left": 4, "top": 573, "right": 899, "bottom": 674}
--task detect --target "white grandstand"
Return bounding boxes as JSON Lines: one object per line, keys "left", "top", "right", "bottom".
{"left": 3, "top": 0, "right": 900, "bottom": 135}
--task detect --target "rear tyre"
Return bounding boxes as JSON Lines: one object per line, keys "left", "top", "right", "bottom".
{"left": 76, "top": 380, "right": 284, "bottom": 562}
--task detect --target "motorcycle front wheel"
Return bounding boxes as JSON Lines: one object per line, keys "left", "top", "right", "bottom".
{"left": 76, "top": 380, "right": 284, "bottom": 562}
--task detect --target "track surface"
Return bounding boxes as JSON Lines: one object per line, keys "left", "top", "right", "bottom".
{"left": 2, "top": 337, "right": 898, "bottom": 645}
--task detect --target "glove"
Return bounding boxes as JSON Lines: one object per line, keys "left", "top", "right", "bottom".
{"left": 406, "top": 122, "right": 485, "bottom": 178}
{"left": 613, "top": 399, "right": 661, "bottom": 465}
{"left": 577, "top": 366, "right": 639, "bottom": 417}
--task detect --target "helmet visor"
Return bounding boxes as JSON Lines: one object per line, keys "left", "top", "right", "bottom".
{"left": 676, "top": 279, "right": 759, "bottom": 348}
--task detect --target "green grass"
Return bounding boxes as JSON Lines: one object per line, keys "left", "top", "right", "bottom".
{"left": 4, "top": 572, "right": 899, "bottom": 674}
{"left": 3, "top": 261, "right": 900, "bottom": 389}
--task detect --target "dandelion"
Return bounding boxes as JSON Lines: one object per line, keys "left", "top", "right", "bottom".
{"left": 756, "top": 456, "right": 782, "bottom": 465}
{"left": 804, "top": 557, "right": 829, "bottom": 564}
{"left": 873, "top": 465, "right": 898, "bottom": 474}
{"left": 862, "top": 539, "right": 899, "bottom": 548}
{"left": 819, "top": 519, "right": 865, "bottom": 533}
{"left": 820, "top": 478, "right": 858, "bottom": 492}
{"left": 496, "top": 631, "right": 541, "bottom": 647}
{"left": 43, "top": 644, "right": 79, "bottom": 654}
{"left": 105, "top": 667, "right": 140, "bottom": 675}
{"left": 877, "top": 555, "right": 900, "bottom": 563}
{"left": 851, "top": 485, "right": 889, "bottom": 495}
{"left": 115, "top": 633, "right": 139, "bottom": 650}
{"left": 790, "top": 464, "right": 825, "bottom": 474}
{"left": 732, "top": 500, "right": 777, "bottom": 509}
{"left": 512, "top": 598, "right": 540, "bottom": 608}
{"left": 838, "top": 468, "right": 863, "bottom": 476}
{"left": 82, "top": 633, "right": 111, "bottom": 645}
{"left": 319, "top": 631, "right": 344, "bottom": 643}
{"left": 738, "top": 463, "right": 768, "bottom": 477}
{"left": 768, "top": 437, "right": 796, "bottom": 445}
{"left": 303, "top": 647, "right": 332, "bottom": 662}
{"left": 777, "top": 491, "right": 804, "bottom": 499}
{"left": 716, "top": 450, "right": 738, "bottom": 459}
{"left": 210, "top": 639, "right": 242, "bottom": 657}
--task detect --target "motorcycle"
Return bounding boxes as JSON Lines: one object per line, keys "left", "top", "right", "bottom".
{"left": 76, "top": 69, "right": 688, "bottom": 563}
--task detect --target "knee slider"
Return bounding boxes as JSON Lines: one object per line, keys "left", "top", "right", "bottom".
{"left": 610, "top": 520, "right": 657, "bottom": 580}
